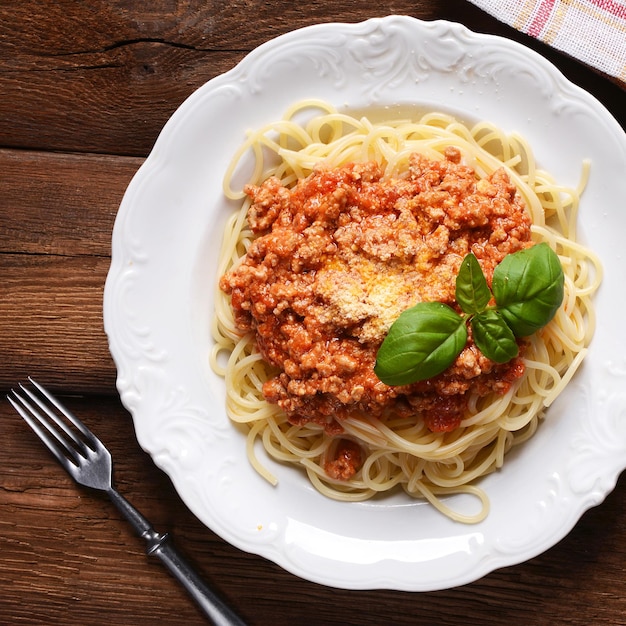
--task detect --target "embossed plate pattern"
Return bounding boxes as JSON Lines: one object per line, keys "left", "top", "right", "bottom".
{"left": 103, "top": 16, "right": 626, "bottom": 590}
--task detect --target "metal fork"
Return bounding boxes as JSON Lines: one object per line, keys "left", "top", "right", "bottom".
{"left": 8, "top": 378, "right": 246, "bottom": 626}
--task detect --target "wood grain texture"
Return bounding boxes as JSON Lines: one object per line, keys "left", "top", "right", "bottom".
{"left": 0, "top": 150, "right": 140, "bottom": 390}
{"left": 0, "top": 149, "right": 142, "bottom": 256}
{"left": 1, "top": 0, "right": 625, "bottom": 624}
{"left": 0, "top": 1, "right": 623, "bottom": 157}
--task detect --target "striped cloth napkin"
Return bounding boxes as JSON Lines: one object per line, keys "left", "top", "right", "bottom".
{"left": 467, "top": 0, "right": 626, "bottom": 83}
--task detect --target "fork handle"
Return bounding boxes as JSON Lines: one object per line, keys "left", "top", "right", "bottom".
{"left": 107, "top": 488, "right": 246, "bottom": 626}
{"left": 147, "top": 532, "right": 246, "bottom": 626}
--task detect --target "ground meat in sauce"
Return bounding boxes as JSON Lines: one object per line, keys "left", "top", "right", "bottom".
{"left": 324, "top": 439, "right": 363, "bottom": 481}
{"left": 220, "top": 148, "right": 531, "bottom": 465}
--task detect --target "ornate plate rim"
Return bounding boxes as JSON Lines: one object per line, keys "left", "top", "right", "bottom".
{"left": 103, "top": 16, "right": 626, "bottom": 591}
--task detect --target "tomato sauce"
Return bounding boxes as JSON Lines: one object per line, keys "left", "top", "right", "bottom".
{"left": 220, "top": 149, "right": 530, "bottom": 446}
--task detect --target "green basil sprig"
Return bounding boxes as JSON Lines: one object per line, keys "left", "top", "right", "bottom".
{"left": 374, "top": 243, "right": 564, "bottom": 385}
{"left": 492, "top": 243, "right": 565, "bottom": 337}
{"left": 373, "top": 302, "right": 468, "bottom": 386}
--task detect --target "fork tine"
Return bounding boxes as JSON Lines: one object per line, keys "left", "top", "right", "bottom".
{"left": 10, "top": 379, "right": 113, "bottom": 491}
{"left": 18, "top": 381, "right": 83, "bottom": 448}
{"left": 7, "top": 391, "right": 81, "bottom": 469}
{"left": 8, "top": 378, "right": 101, "bottom": 469}
{"left": 26, "top": 377, "right": 98, "bottom": 450}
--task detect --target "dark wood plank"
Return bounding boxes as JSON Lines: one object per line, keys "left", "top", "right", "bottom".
{"left": 1, "top": 1, "right": 623, "bottom": 157}
{"left": 0, "top": 253, "right": 116, "bottom": 392}
{"left": 0, "top": 150, "right": 140, "bottom": 389}
{"left": 0, "top": 149, "right": 142, "bottom": 256}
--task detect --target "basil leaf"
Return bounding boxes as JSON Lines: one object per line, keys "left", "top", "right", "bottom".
{"left": 492, "top": 243, "right": 564, "bottom": 337}
{"left": 471, "top": 310, "right": 519, "bottom": 363}
{"left": 374, "top": 302, "right": 467, "bottom": 385}
{"left": 456, "top": 253, "right": 492, "bottom": 315}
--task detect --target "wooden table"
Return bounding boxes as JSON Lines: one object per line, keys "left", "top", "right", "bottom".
{"left": 1, "top": 2, "right": 625, "bottom": 624}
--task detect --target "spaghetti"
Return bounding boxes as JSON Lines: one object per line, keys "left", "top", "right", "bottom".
{"left": 210, "top": 100, "right": 601, "bottom": 523}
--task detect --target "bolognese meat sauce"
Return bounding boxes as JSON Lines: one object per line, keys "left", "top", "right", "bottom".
{"left": 220, "top": 148, "right": 530, "bottom": 442}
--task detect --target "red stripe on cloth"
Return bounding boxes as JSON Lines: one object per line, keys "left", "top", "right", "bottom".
{"left": 587, "top": 0, "right": 626, "bottom": 19}
{"left": 527, "top": 0, "right": 557, "bottom": 37}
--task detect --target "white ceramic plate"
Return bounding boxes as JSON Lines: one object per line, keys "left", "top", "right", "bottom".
{"left": 103, "top": 16, "right": 626, "bottom": 591}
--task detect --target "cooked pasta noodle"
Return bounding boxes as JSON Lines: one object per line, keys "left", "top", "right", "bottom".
{"left": 210, "top": 100, "right": 602, "bottom": 523}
